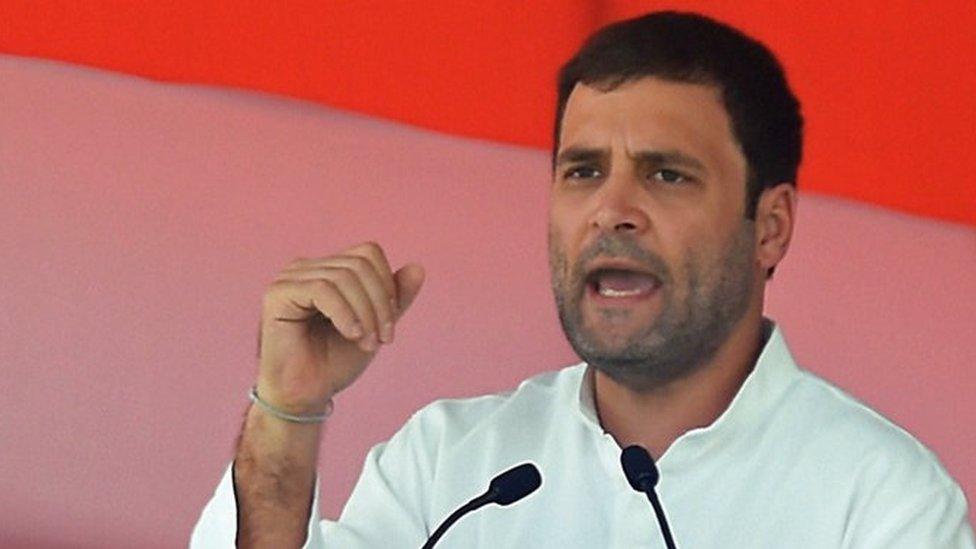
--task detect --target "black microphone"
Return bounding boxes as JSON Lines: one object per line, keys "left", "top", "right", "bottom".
{"left": 421, "top": 462, "right": 542, "bottom": 549}
{"left": 621, "top": 445, "right": 677, "bottom": 549}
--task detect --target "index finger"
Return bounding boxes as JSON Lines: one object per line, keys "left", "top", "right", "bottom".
{"left": 343, "top": 241, "right": 397, "bottom": 308}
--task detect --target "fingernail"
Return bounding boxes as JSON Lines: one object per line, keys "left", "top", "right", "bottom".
{"left": 350, "top": 322, "right": 364, "bottom": 337}
{"left": 382, "top": 321, "right": 394, "bottom": 343}
{"left": 390, "top": 298, "right": 399, "bottom": 316}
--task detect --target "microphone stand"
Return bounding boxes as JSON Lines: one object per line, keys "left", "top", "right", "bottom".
{"left": 645, "top": 489, "right": 676, "bottom": 549}
{"left": 421, "top": 494, "right": 490, "bottom": 549}
{"left": 621, "top": 445, "right": 678, "bottom": 549}
{"left": 420, "top": 462, "right": 541, "bottom": 549}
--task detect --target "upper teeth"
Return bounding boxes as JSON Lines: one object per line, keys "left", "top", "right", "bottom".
{"left": 599, "top": 287, "right": 643, "bottom": 297}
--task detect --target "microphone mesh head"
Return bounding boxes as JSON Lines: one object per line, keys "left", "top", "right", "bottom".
{"left": 621, "top": 445, "right": 659, "bottom": 492}
{"left": 488, "top": 463, "right": 542, "bottom": 505}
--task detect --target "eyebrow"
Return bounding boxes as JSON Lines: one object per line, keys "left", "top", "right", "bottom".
{"left": 555, "top": 146, "right": 707, "bottom": 173}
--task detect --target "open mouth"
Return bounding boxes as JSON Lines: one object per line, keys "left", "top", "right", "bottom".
{"left": 585, "top": 268, "right": 662, "bottom": 300}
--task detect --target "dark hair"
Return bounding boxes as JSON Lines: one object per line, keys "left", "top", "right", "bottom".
{"left": 554, "top": 11, "right": 803, "bottom": 221}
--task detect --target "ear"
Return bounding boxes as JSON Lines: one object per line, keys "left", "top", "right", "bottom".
{"left": 754, "top": 183, "right": 797, "bottom": 278}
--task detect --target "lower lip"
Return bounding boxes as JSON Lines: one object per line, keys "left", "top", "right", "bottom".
{"left": 585, "top": 281, "right": 660, "bottom": 307}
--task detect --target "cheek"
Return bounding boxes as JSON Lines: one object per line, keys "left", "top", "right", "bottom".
{"left": 658, "top": 227, "right": 721, "bottom": 300}
{"left": 548, "top": 210, "right": 578, "bottom": 260}
{"left": 547, "top": 224, "right": 568, "bottom": 272}
{"left": 548, "top": 203, "right": 570, "bottom": 234}
{"left": 654, "top": 218, "right": 703, "bottom": 272}
{"left": 680, "top": 225, "right": 755, "bottom": 294}
{"left": 548, "top": 225, "right": 584, "bottom": 295}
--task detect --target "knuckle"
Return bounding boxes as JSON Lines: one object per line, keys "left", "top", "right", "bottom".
{"left": 348, "top": 255, "right": 373, "bottom": 272}
{"left": 265, "top": 279, "right": 290, "bottom": 296}
{"left": 262, "top": 282, "right": 290, "bottom": 308}
{"left": 353, "top": 241, "right": 383, "bottom": 261}
{"left": 329, "top": 266, "right": 356, "bottom": 284}
{"left": 308, "top": 278, "right": 337, "bottom": 295}
{"left": 286, "top": 256, "right": 308, "bottom": 268}
{"left": 369, "top": 244, "right": 390, "bottom": 265}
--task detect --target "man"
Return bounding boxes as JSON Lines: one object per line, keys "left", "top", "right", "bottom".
{"left": 192, "top": 11, "right": 974, "bottom": 548}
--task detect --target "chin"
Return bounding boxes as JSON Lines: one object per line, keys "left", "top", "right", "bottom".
{"left": 573, "top": 328, "right": 652, "bottom": 364}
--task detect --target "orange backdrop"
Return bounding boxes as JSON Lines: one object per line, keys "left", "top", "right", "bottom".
{"left": 2, "top": 0, "right": 974, "bottom": 226}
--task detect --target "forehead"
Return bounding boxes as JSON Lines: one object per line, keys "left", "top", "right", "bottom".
{"left": 558, "top": 77, "right": 744, "bottom": 170}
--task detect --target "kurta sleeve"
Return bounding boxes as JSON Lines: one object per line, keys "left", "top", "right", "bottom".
{"left": 852, "top": 482, "right": 974, "bottom": 548}
{"left": 839, "top": 450, "right": 975, "bottom": 549}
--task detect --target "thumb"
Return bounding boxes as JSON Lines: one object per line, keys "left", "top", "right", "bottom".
{"left": 393, "top": 263, "right": 425, "bottom": 318}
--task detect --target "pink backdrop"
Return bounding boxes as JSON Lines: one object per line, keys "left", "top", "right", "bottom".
{"left": 1, "top": 54, "right": 973, "bottom": 547}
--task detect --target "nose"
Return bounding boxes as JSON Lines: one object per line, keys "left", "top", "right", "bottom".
{"left": 590, "top": 173, "right": 650, "bottom": 235}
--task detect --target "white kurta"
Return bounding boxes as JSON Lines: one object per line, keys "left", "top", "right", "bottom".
{"left": 191, "top": 321, "right": 975, "bottom": 547}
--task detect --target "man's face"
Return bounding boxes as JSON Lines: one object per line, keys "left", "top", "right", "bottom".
{"left": 548, "top": 77, "right": 759, "bottom": 392}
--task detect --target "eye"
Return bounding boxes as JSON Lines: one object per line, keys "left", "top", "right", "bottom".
{"left": 652, "top": 169, "right": 689, "bottom": 184}
{"left": 563, "top": 166, "right": 603, "bottom": 180}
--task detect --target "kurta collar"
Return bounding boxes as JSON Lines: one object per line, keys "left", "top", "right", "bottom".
{"left": 574, "top": 318, "right": 801, "bottom": 464}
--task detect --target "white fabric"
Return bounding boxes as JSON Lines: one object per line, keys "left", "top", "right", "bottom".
{"left": 191, "top": 321, "right": 975, "bottom": 547}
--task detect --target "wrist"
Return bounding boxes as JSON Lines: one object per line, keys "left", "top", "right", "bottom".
{"left": 240, "top": 402, "right": 324, "bottom": 462}
{"left": 249, "top": 385, "right": 334, "bottom": 424}
{"left": 254, "top": 378, "right": 336, "bottom": 414}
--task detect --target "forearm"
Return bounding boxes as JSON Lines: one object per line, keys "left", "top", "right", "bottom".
{"left": 228, "top": 243, "right": 422, "bottom": 547}
{"left": 234, "top": 403, "right": 323, "bottom": 548}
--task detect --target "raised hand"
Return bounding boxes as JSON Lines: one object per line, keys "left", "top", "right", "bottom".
{"left": 255, "top": 241, "right": 425, "bottom": 414}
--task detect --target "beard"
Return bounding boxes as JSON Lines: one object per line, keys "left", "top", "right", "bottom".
{"left": 549, "top": 224, "right": 756, "bottom": 392}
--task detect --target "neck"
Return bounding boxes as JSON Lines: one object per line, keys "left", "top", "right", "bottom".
{"left": 593, "top": 308, "right": 765, "bottom": 460}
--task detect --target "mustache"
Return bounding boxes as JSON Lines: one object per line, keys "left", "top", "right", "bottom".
{"left": 571, "top": 235, "right": 671, "bottom": 284}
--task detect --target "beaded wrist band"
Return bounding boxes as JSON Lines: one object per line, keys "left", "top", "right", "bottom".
{"left": 248, "top": 386, "right": 334, "bottom": 424}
